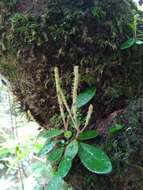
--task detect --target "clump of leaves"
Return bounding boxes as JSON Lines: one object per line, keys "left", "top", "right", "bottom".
{"left": 120, "top": 13, "right": 143, "bottom": 49}
{"left": 38, "top": 66, "right": 112, "bottom": 190}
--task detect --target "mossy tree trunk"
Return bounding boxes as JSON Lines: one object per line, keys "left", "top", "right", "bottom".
{"left": 1, "top": 0, "right": 143, "bottom": 189}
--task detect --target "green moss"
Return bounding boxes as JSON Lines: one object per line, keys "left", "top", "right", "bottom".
{"left": 0, "top": 0, "right": 142, "bottom": 126}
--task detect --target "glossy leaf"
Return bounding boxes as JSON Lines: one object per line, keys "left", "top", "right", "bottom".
{"left": 108, "top": 124, "right": 124, "bottom": 135}
{"left": 57, "top": 157, "right": 72, "bottom": 177}
{"left": 136, "top": 40, "right": 143, "bottom": 45}
{"left": 77, "top": 87, "right": 96, "bottom": 108}
{"left": 46, "top": 175, "right": 64, "bottom": 190}
{"left": 38, "top": 140, "right": 55, "bottom": 157}
{"left": 120, "top": 38, "right": 135, "bottom": 50}
{"left": 65, "top": 140, "right": 78, "bottom": 159}
{"left": 79, "top": 130, "right": 99, "bottom": 141}
{"left": 48, "top": 147, "right": 64, "bottom": 162}
{"left": 78, "top": 143, "right": 112, "bottom": 174}
{"left": 39, "top": 129, "right": 64, "bottom": 139}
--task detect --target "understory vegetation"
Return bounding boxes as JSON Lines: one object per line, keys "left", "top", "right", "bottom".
{"left": 0, "top": 0, "right": 143, "bottom": 190}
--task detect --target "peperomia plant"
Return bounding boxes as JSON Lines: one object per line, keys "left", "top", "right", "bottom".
{"left": 38, "top": 66, "right": 112, "bottom": 190}
{"left": 120, "top": 13, "right": 143, "bottom": 50}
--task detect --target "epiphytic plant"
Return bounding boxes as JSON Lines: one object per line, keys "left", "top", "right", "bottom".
{"left": 37, "top": 66, "right": 112, "bottom": 190}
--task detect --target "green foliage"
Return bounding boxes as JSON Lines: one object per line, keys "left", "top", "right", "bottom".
{"left": 57, "top": 157, "right": 72, "bottom": 177}
{"left": 108, "top": 124, "right": 124, "bottom": 135}
{"left": 1, "top": 0, "right": 142, "bottom": 132}
{"left": 77, "top": 87, "right": 96, "bottom": 108}
{"left": 48, "top": 147, "right": 64, "bottom": 163}
{"left": 120, "top": 38, "right": 135, "bottom": 49}
{"left": 78, "top": 143, "right": 112, "bottom": 174}
{"left": 0, "top": 0, "right": 137, "bottom": 54}
{"left": 64, "top": 140, "right": 78, "bottom": 159}
{"left": 39, "top": 128, "right": 64, "bottom": 139}
{"left": 46, "top": 176, "right": 64, "bottom": 190}
{"left": 1, "top": 1, "right": 143, "bottom": 189}
{"left": 79, "top": 130, "right": 99, "bottom": 141}
{"left": 38, "top": 140, "right": 55, "bottom": 157}
{"left": 0, "top": 86, "right": 56, "bottom": 190}
{"left": 11, "top": 13, "right": 48, "bottom": 46}
{"left": 120, "top": 14, "right": 143, "bottom": 49}
{"left": 136, "top": 39, "right": 143, "bottom": 44}
{"left": 64, "top": 131, "right": 72, "bottom": 139}
{"left": 37, "top": 66, "right": 112, "bottom": 189}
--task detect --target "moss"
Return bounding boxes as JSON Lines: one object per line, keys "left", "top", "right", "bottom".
{"left": 1, "top": 1, "right": 143, "bottom": 189}
{"left": 0, "top": 0, "right": 142, "bottom": 127}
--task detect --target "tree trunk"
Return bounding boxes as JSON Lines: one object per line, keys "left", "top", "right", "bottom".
{"left": 1, "top": 1, "right": 143, "bottom": 189}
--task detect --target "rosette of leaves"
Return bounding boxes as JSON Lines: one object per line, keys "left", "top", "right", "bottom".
{"left": 38, "top": 66, "right": 112, "bottom": 190}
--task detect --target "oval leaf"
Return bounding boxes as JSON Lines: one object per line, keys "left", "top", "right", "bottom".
{"left": 46, "top": 175, "right": 64, "bottom": 190}
{"left": 57, "top": 157, "right": 72, "bottom": 177}
{"left": 65, "top": 140, "right": 78, "bottom": 159}
{"left": 79, "top": 130, "right": 99, "bottom": 141}
{"left": 39, "top": 129, "right": 64, "bottom": 139}
{"left": 38, "top": 140, "right": 55, "bottom": 157}
{"left": 108, "top": 124, "right": 124, "bottom": 135}
{"left": 78, "top": 143, "right": 112, "bottom": 174}
{"left": 77, "top": 87, "right": 96, "bottom": 108}
{"left": 120, "top": 38, "right": 135, "bottom": 50}
{"left": 48, "top": 147, "right": 64, "bottom": 162}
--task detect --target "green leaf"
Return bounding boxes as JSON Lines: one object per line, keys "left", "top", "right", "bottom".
{"left": 46, "top": 175, "right": 64, "bottom": 190}
{"left": 108, "top": 124, "right": 124, "bottom": 135}
{"left": 57, "top": 157, "right": 72, "bottom": 177}
{"left": 64, "top": 131, "right": 72, "bottom": 139}
{"left": 65, "top": 140, "right": 78, "bottom": 159}
{"left": 77, "top": 87, "right": 96, "bottom": 108}
{"left": 38, "top": 140, "right": 55, "bottom": 157}
{"left": 79, "top": 130, "right": 99, "bottom": 141}
{"left": 48, "top": 147, "right": 64, "bottom": 162}
{"left": 135, "top": 40, "right": 143, "bottom": 45}
{"left": 39, "top": 129, "right": 64, "bottom": 139}
{"left": 120, "top": 38, "right": 135, "bottom": 50}
{"left": 78, "top": 143, "right": 112, "bottom": 174}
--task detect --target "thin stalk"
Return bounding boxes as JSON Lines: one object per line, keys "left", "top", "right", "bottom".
{"left": 76, "top": 104, "right": 93, "bottom": 138}
{"left": 7, "top": 86, "right": 25, "bottom": 190}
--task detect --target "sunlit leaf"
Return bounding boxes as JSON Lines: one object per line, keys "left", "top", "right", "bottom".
{"left": 120, "top": 38, "right": 135, "bottom": 50}
{"left": 79, "top": 130, "right": 99, "bottom": 141}
{"left": 78, "top": 143, "right": 112, "bottom": 174}
{"left": 77, "top": 87, "right": 96, "bottom": 108}
{"left": 46, "top": 175, "right": 64, "bottom": 190}
{"left": 136, "top": 40, "right": 143, "bottom": 45}
{"left": 57, "top": 157, "right": 72, "bottom": 177}
{"left": 64, "top": 131, "right": 72, "bottom": 139}
{"left": 39, "top": 129, "right": 64, "bottom": 139}
{"left": 65, "top": 140, "right": 78, "bottom": 159}
{"left": 38, "top": 140, "right": 55, "bottom": 157}
{"left": 48, "top": 147, "right": 64, "bottom": 162}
